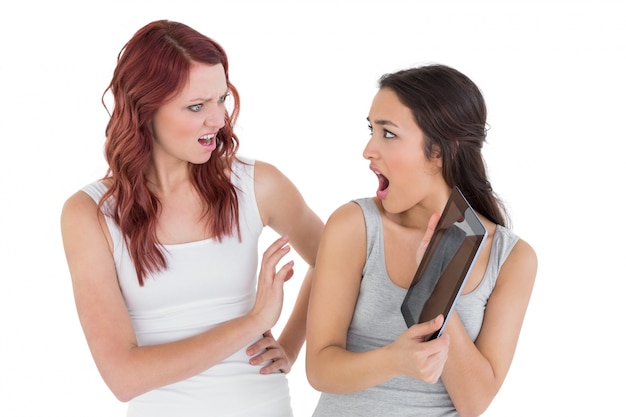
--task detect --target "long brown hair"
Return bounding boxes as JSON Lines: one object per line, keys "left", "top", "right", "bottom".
{"left": 101, "top": 20, "right": 241, "bottom": 285}
{"left": 378, "top": 64, "right": 509, "bottom": 227}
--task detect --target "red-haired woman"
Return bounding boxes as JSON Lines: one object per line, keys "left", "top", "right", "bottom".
{"left": 60, "top": 20, "right": 323, "bottom": 417}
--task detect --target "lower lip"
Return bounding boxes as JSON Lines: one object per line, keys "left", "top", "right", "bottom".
{"left": 199, "top": 140, "right": 216, "bottom": 152}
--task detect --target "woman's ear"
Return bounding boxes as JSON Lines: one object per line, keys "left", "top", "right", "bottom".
{"left": 431, "top": 144, "right": 443, "bottom": 169}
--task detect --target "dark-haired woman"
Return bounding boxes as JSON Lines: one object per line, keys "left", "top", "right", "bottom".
{"left": 306, "top": 64, "right": 537, "bottom": 417}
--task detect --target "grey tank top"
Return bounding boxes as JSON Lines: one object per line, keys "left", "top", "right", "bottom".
{"left": 312, "top": 198, "right": 519, "bottom": 417}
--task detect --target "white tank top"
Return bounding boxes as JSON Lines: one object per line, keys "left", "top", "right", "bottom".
{"left": 82, "top": 157, "right": 293, "bottom": 417}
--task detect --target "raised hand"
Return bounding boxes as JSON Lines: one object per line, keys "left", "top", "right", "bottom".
{"left": 415, "top": 212, "right": 441, "bottom": 266}
{"left": 248, "top": 236, "right": 294, "bottom": 334}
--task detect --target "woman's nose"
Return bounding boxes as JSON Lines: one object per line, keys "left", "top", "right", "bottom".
{"left": 362, "top": 137, "right": 377, "bottom": 160}
{"left": 205, "top": 106, "right": 226, "bottom": 129}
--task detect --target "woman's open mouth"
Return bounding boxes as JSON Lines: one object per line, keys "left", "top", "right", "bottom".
{"left": 373, "top": 169, "right": 389, "bottom": 199}
{"left": 198, "top": 133, "right": 217, "bottom": 151}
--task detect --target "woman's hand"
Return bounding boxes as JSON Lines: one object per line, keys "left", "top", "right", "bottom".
{"left": 247, "top": 330, "right": 293, "bottom": 374}
{"left": 390, "top": 315, "right": 450, "bottom": 384}
{"left": 416, "top": 212, "right": 441, "bottom": 265}
{"left": 387, "top": 212, "right": 449, "bottom": 384}
{"left": 247, "top": 236, "right": 294, "bottom": 338}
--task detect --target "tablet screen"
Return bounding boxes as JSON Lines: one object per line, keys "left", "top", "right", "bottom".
{"left": 400, "top": 186, "right": 487, "bottom": 340}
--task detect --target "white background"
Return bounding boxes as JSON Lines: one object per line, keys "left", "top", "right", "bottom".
{"left": 1, "top": 0, "right": 624, "bottom": 416}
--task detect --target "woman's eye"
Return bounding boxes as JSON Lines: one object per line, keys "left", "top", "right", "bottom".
{"left": 189, "top": 104, "right": 203, "bottom": 112}
{"left": 218, "top": 92, "right": 231, "bottom": 104}
{"left": 383, "top": 130, "right": 396, "bottom": 139}
{"left": 367, "top": 123, "right": 373, "bottom": 135}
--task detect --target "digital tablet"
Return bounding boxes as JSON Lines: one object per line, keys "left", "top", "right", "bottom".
{"left": 400, "top": 186, "right": 487, "bottom": 341}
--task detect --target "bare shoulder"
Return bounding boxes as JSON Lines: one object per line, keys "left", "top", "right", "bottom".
{"left": 493, "top": 235, "right": 538, "bottom": 299}
{"left": 252, "top": 159, "right": 284, "bottom": 180}
{"left": 60, "top": 188, "right": 113, "bottom": 256}
{"left": 251, "top": 159, "right": 307, "bottom": 225}
{"left": 319, "top": 201, "right": 367, "bottom": 258}
{"left": 61, "top": 179, "right": 111, "bottom": 225}
{"left": 251, "top": 159, "right": 274, "bottom": 172}
{"left": 505, "top": 237, "right": 538, "bottom": 278}
{"left": 326, "top": 200, "right": 367, "bottom": 231}
{"left": 61, "top": 189, "right": 99, "bottom": 225}
{"left": 251, "top": 160, "right": 297, "bottom": 200}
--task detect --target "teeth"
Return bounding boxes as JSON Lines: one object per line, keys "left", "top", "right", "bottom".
{"left": 199, "top": 134, "right": 214, "bottom": 143}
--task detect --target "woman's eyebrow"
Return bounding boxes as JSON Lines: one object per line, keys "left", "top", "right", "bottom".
{"left": 188, "top": 89, "right": 230, "bottom": 103}
{"left": 367, "top": 117, "right": 399, "bottom": 128}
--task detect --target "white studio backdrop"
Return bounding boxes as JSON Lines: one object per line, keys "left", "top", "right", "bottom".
{"left": 0, "top": 0, "right": 624, "bottom": 416}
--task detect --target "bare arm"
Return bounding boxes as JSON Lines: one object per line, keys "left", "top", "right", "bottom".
{"left": 441, "top": 239, "right": 537, "bottom": 417}
{"left": 306, "top": 203, "right": 449, "bottom": 393}
{"left": 248, "top": 161, "right": 324, "bottom": 372}
{"left": 61, "top": 191, "right": 293, "bottom": 402}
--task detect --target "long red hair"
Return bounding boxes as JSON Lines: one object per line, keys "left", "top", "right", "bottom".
{"left": 100, "top": 20, "right": 241, "bottom": 285}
